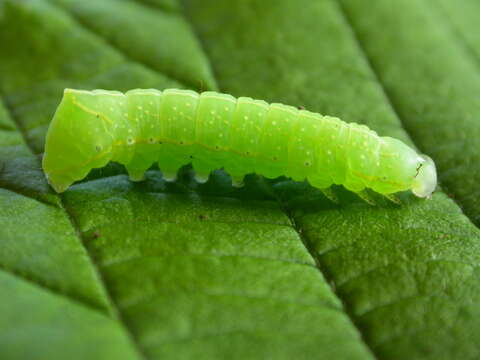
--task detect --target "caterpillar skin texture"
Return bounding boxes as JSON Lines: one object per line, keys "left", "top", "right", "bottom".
{"left": 42, "top": 88, "right": 437, "bottom": 200}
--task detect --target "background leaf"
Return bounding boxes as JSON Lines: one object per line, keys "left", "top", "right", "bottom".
{"left": 0, "top": 0, "right": 479, "bottom": 359}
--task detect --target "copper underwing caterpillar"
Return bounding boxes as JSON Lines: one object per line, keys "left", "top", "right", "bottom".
{"left": 42, "top": 88, "right": 437, "bottom": 203}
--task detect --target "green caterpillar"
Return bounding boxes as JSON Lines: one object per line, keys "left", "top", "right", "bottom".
{"left": 42, "top": 88, "right": 437, "bottom": 202}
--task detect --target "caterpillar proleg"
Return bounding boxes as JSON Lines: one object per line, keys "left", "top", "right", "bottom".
{"left": 42, "top": 88, "right": 437, "bottom": 201}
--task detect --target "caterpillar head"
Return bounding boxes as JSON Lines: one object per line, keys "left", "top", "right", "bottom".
{"left": 411, "top": 154, "right": 437, "bottom": 198}
{"left": 373, "top": 137, "right": 437, "bottom": 198}
{"left": 42, "top": 89, "right": 119, "bottom": 192}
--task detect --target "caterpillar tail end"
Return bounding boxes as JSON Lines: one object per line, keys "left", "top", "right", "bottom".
{"left": 42, "top": 89, "right": 117, "bottom": 193}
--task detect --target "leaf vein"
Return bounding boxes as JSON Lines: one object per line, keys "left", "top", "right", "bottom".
{"left": 100, "top": 251, "right": 314, "bottom": 269}
{"left": 120, "top": 287, "right": 338, "bottom": 313}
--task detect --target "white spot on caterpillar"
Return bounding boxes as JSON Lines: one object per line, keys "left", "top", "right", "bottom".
{"left": 127, "top": 137, "right": 135, "bottom": 145}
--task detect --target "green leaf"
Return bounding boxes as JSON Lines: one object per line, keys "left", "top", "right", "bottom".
{"left": 0, "top": 270, "right": 141, "bottom": 360}
{"left": 0, "top": 100, "right": 32, "bottom": 162}
{"left": 50, "top": 0, "right": 217, "bottom": 90}
{"left": 0, "top": 0, "right": 479, "bottom": 359}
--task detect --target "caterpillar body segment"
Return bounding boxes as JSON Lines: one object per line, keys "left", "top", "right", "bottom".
{"left": 42, "top": 88, "right": 437, "bottom": 201}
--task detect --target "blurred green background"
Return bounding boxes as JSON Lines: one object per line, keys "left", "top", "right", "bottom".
{"left": 1, "top": 0, "right": 480, "bottom": 359}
